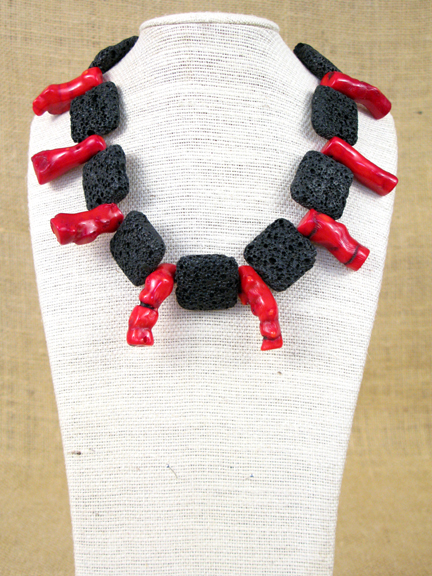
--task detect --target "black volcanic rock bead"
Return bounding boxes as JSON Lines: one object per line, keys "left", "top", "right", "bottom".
{"left": 244, "top": 219, "right": 316, "bottom": 291}
{"left": 291, "top": 151, "right": 353, "bottom": 220}
{"left": 70, "top": 82, "right": 120, "bottom": 143}
{"left": 90, "top": 36, "right": 139, "bottom": 74}
{"left": 175, "top": 255, "right": 239, "bottom": 311}
{"left": 83, "top": 145, "right": 129, "bottom": 210}
{"left": 311, "top": 85, "right": 358, "bottom": 146}
{"left": 110, "top": 211, "right": 165, "bottom": 286}
{"left": 293, "top": 43, "right": 341, "bottom": 80}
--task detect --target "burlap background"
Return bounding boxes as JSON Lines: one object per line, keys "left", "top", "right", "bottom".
{"left": 0, "top": 1, "right": 430, "bottom": 574}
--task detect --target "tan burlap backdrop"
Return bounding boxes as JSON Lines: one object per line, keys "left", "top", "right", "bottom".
{"left": 0, "top": 1, "right": 430, "bottom": 574}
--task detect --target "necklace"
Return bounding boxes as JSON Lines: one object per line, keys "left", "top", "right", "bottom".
{"left": 30, "top": 37, "right": 397, "bottom": 351}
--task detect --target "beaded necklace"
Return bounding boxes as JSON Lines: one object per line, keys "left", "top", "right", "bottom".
{"left": 31, "top": 37, "right": 397, "bottom": 351}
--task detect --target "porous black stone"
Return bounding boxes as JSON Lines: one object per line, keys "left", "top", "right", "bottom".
{"left": 70, "top": 82, "right": 120, "bottom": 143}
{"left": 293, "top": 43, "right": 341, "bottom": 80}
{"left": 83, "top": 145, "right": 129, "bottom": 210}
{"left": 311, "top": 85, "right": 358, "bottom": 146}
{"left": 244, "top": 219, "right": 316, "bottom": 291}
{"left": 90, "top": 36, "right": 139, "bottom": 74}
{"left": 291, "top": 151, "right": 353, "bottom": 220}
{"left": 110, "top": 211, "right": 165, "bottom": 286}
{"left": 175, "top": 255, "right": 239, "bottom": 311}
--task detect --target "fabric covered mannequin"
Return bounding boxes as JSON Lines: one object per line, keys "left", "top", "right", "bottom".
{"left": 27, "top": 13, "right": 397, "bottom": 576}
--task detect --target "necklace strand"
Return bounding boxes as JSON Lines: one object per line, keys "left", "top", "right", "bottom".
{"left": 31, "top": 36, "right": 397, "bottom": 350}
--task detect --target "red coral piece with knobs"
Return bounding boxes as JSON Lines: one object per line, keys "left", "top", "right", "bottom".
{"left": 31, "top": 135, "right": 106, "bottom": 184}
{"left": 238, "top": 266, "right": 283, "bottom": 351}
{"left": 321, "top": 71, "right": 391, "bottom": 120}
{"left": 127, "top": 264, "right": 176, "bottom": 346}
{"left": 297, "top": 209, "right": 369, "bottom": 270}
{"left": 50, "top": 203, "right": 124, "bottom": 245}
{"left": 321, "top": 136, "right": 398, "bottom": 196}
{"left": 32, "top": 67, "right": 104, "bottom": 116}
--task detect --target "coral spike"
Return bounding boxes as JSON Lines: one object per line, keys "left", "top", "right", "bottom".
{"left": 321, "top": 71, "right": 391, "bottom": 119}
{"left": 322, "top": 137, "right": 398, "bottom": 196}
{"left": 31, "top": 135, "right": 106, "bottom": 184}
{"left": 239, "top": 266, "right": 283, "bottom": 351}
{"left": 50, "top": 203, "right": 124, "bottom": 245}
{"left": 297, "top": 209, "right": 369, "bottom": 270}
{"left": 33, "top": 67, "right": 104, "bottom": 116}
{"left": 127, "top": 264, "right": 176, "bottom": 346}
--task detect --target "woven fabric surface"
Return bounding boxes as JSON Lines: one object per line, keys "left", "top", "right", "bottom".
{"left": 1, "top": 2, "right": 431, "bottom": 576}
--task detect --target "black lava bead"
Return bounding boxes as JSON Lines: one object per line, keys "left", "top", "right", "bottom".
{"left": 293, "top": 43, "right": 341, "bottom": 80}
{"left": 90, "top": 36, "right": 139, "bottom": 74}
{"left": 110, "top": 211, "right": 165, "bottom": 286}
{"left": 311, "top": 85, "right": 358, "bottom": 146}
{"left": 83, "top": 145, "right": 129, "bottom": 210}
{"left": 175, "top": 254, "right": 239, "bottom": 311}
{"left": 244, "top": 218, "right": 316, "bottom": 291}
{"left": 291, "top": 151, "right": 353, "bottom": 220}
{"left": 70, "top": 82, "right": 120, "bottom": 143}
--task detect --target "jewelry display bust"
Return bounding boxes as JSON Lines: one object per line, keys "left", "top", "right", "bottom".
{"left": 27, "top": 12, "right": 397, "bottom": 576}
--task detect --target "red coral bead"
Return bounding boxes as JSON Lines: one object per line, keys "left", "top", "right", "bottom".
{"left": 32, "top": 67, "right": 104, "bottom": 116}
{"left": 127, "top": 306, "right": 158, "bottom": 346}
{"left": 321, "top": 137, "right": 398, "bottom": 196}
{"left": 50, "top": 203, "right": 124, "bottom": 245}
{"left": 297, "top": 209, "right": 369, "bottom": 270}
{"left": 31, "top": 135, "right": 106, "bottom": 184}
{"left": 321, "top": 71, "right": 391, "bottom": 120}
{"left": 238, "top": 266, "right": 283, "bottom": 351}
{"left": 127, "top": 264, "right": 176, "bottom": 347}
{"left": 138, "top": 263, "right": 177, "bottom": 309}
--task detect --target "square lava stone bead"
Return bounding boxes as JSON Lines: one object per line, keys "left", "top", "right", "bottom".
{"left": 291, "top": 151, "right": 353, "bottom": 220}
{"left": 70, "top": 82, "right": 120, "bottom": 143}
{"left": 244, "top": 219, "right": 316, "bottom": 291}
{"left": 175, "top": 255, "right": 239, "bottom": 311}
{"left": 312, "top": 85, "right": 358, "bottom": 146}
{"left": 83, "top": 145, "right": 129, "bottom": 210}
{"left": 110, "top": 211, "right": 165, "bottom": 286}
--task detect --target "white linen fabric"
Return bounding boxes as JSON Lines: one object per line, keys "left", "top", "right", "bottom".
{"left": 27, "top": 13, "right": 397, "bottom": 576}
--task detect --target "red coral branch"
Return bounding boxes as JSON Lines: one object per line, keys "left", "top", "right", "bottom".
{"left": 33, "top": 67, "right": 104, "bottom": 116}
{"left": 31, "top": 135, "right": 106, "bottom": 184}
{"left": 321, "top": 71, "right": 391, "bottom": 119}
{"left": 297, "top": 209, "right": 369, "bottom": 270}
{"left": 50, "top": 203, "right": 123, "bottom": 245}
{"left": 321, "top": 136, "right": 398, "bottom": 196}
{"left": 127, "top": 264, "right": 177, "bottom": 346}
{"left": 238, "top": 266, "right": 283, "bottom": 351}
